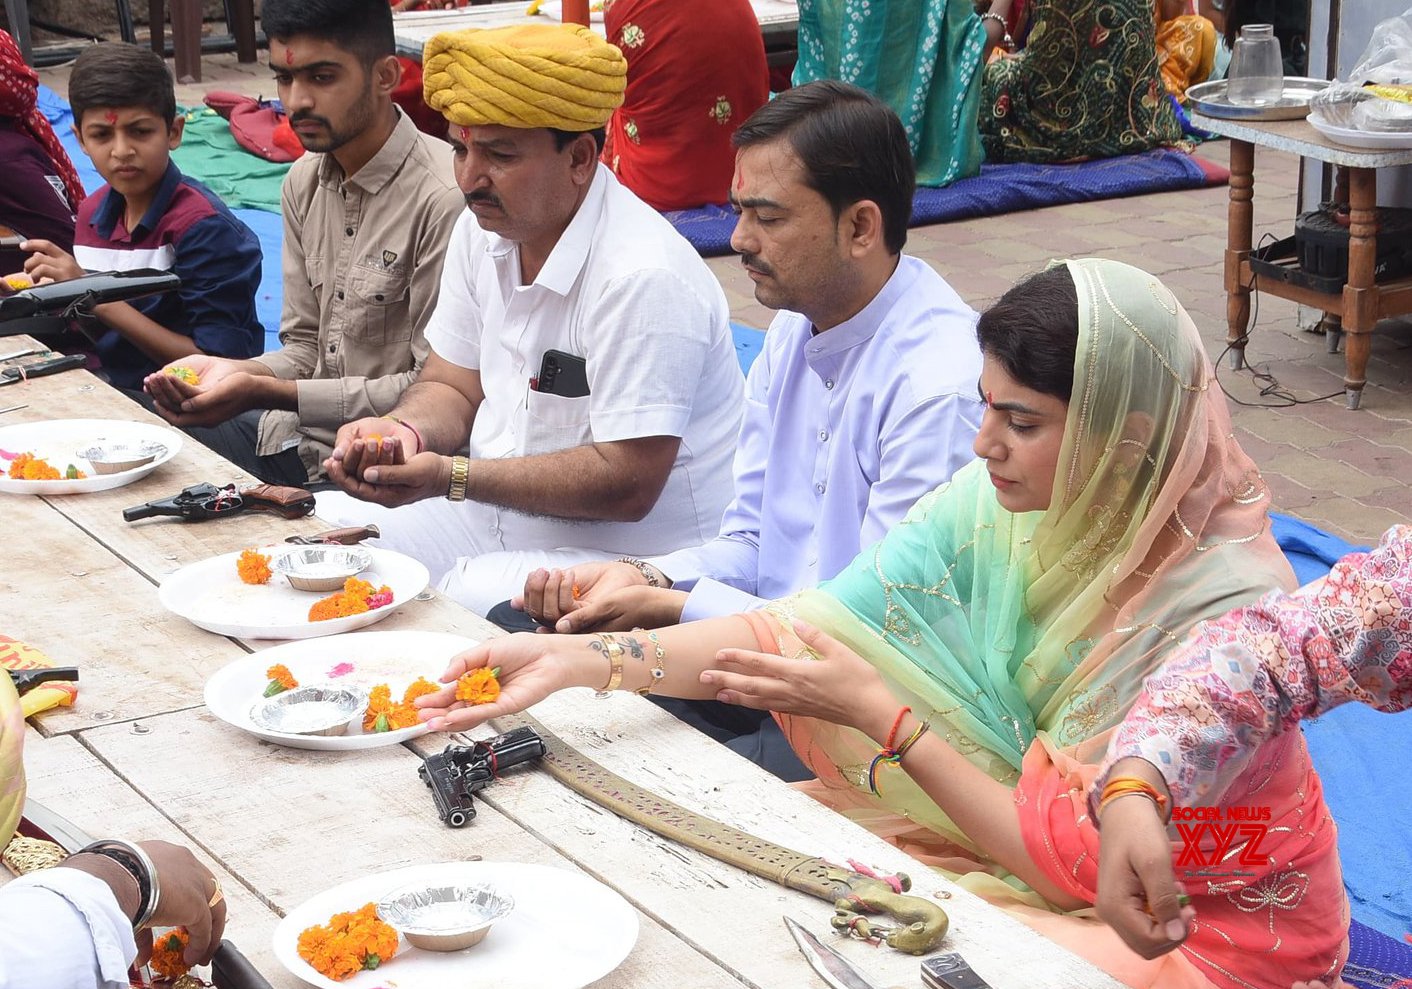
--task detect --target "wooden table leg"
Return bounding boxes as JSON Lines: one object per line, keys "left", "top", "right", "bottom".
{"left": 169, "top": 0, "right": 202, "bottom": 84}
{"left": 1341, "top": 167, "right": 1377, "bottom": 410}
{"left": 1224, "top": 139, "right": 1255, "bottom": 370}
{"left": 149, "top": 0, "right": 165, "bottom": 54}
{"left": 228, "top": 0, "right": 256, "bottom": 64}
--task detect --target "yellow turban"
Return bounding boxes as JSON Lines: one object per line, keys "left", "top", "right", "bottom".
{"left": 423, "top": 24, "right": 626, "bottom": 132}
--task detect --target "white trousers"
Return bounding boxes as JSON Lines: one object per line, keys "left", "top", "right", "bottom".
{"left": 314, "top": 491, "right": 606, "bottom": 617}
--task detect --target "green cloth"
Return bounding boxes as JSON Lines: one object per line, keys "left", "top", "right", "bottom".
{"left": 980, "top": 0, "right": 1184, "bottom": 163}
{"left": 793, "top": 0, "right": 986, "bottom": 187}
{"left": 170, "top": 107, "right": 291, "bottom": 214}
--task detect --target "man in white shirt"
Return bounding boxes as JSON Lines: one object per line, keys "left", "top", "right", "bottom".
{"left": 320, "top": 24, "right": 742, "bottom": 616}
{"left": 517, "top": 80, "right": 983, "bottom": 634}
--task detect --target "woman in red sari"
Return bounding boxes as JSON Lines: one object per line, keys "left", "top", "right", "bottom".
{"left": 603, "top": 0, "right": 769, "bottom": 210}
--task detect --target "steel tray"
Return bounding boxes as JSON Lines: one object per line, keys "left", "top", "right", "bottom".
{"left": 1187, "top": 77, "right": 1330, "bottom": 121}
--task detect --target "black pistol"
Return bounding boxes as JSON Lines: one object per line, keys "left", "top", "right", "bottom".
{"left": 123, "top": 483, "right": 316, "bottom": 523}
{"left": 7, "top": 668, "right": 79, "bottom": 696}
{"left": 418, "top": 726, "right": 548, "bottom": 828}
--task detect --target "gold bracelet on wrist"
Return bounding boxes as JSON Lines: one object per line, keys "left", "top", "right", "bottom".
{"left": 634, "top": 630, "right": 667, "bottom": 696}
{"left": 593, "top": 633, "right": 624, "bottom": 697}
{"left": 446, "top": 455, "right": 470, "bottom": 502}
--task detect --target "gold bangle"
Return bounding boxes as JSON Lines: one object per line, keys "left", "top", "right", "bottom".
{"left": 593, "top": 633, "right": 623, "bottom": 697}
{"left": 446, "top": 455, "right": 470, "bottom": 502}
{"left": 634, "top": 630, "right": 666, "bottom": 696}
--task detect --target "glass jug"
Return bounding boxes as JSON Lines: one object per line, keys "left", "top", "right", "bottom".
{"left": 1228, "top": 24, "right": 1284, "bottom": 106}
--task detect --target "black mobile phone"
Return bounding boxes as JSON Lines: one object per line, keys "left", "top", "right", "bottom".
{"left": 536, "top": 349, "right": 590, "bottom": 398}
{"left": 921, "top": 952, "right": 995, "bottom": 989}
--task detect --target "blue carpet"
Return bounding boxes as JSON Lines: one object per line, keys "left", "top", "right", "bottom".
{"left": 664, "top": 148, "right": 1226, "bottom": 257}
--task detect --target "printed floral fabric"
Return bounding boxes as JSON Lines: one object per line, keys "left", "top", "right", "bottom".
{"left": 601, "top": 0, "right": 768, "bottom": 210}
{"left": 1156, "top": 13, "right": 1217, "bottom": 101}
{"left": 980, "top": 0, "right": 1184, "bottom": 163}
{"left": 1103, "top": 524, "right": 1412, "bottom": 808}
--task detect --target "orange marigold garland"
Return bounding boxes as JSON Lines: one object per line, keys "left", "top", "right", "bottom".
{"left": 264, "top": 663, "right": 298, "bottom": 697}
{"left": 149, "top": 926, "right": 191, "bottom": 980}
{"left": 236, "top": 548, "right": 272, "bottom": 585}
{"left": 7, "top": 452, "right": 85, "bottom": 480}
{"left": 296, "top": 903, "right": 398, "bottom": 982}
{"left": 455, "top": 667, "right": 502, "bottom": 706}
{"left": 308, "top": 577, "right": 393, "bottom": 623}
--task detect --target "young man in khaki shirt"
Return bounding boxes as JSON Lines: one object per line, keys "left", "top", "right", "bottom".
{"left": 144, "top": 0, "right": 462, "bottom": 485}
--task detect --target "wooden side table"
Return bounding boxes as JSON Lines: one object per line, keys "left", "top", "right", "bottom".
{"left": 1192, "top": 113, "right": 1412, "bottom": 409}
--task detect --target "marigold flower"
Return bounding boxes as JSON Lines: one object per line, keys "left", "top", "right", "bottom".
{"left": 264, "top": 663, "right": 298, "bottom": 697}
{"left": 455, "top": 667, "right": 502, "bottom": 706}
{"left": 237, "top": 548, "right": 272, "bottom": 585}
{"left": 166, "top": 365, "right": 200, "bottom": 385}
{"left": 297, "top": 903, "right": 397, "bottom": 981}
{"left": 363, "top": 683, "right": 393, "bottom": 732}
{"left": 8, "top": 452, "right": 68, "bottom": 481}
{"left": 308, "top": 578, "right": 394, "bottom": 622}
{"left": 149, "top": 926, "right": 191, "bottom": 979}
{"left": 402, "top": 677, "right": 439, "bottom": 703}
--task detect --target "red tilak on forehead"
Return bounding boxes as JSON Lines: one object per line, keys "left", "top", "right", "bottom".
{"left": 986, "top": 390, "right": 994, "bottom": 406}
{"left": 734, "top": 171, "right": 745, "bottom": 191}
{"left": 285, "top": 46, "right": 295, "bottom": 65}
{"left": 458, "top": 126, "right": 471, "bottom": 144}
{"left": 104, "top": 110, "right": 118, "bottom": 124}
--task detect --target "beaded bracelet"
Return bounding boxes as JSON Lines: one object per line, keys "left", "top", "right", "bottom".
{"left": 1098, "top": 775, "right": 1171, "bottom": 822}
{"left": 79, "top": 839, "right": 160, "bottom": 929}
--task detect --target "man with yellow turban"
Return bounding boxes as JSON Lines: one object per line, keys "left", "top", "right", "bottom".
{"left": 320, "top": 23, "right": 744, "bottom": 622}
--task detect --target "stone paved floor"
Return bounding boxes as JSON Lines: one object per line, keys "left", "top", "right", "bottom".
{"left": 37, "top": 50, "right": 1412, "bottom": 546}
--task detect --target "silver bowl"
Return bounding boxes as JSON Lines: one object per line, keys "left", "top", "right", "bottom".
{"left": 376, "top": 882, "right": 515, "bottom": 952}
{"left": 77, "top": 441, "right": 167, "bottom": 475}
{"left": 249, "top": 685, "right": 367, "bottom": 736}
{"left": 270, "top": 546, "right": 373, "bottom": 592}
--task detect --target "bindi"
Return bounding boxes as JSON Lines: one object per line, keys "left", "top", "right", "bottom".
{"left": 104, "top": 110, "right": 118, "bottom": 125}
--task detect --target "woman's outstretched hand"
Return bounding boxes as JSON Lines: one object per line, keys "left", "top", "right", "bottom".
{"left": 704, "top": 620, "right": 898, "bottom": 742}
{"left": 414, "top": 633, "right": 588, "bottom": 733}
{"left": 1095, "top": 779, "right": 1195, "bottom": 959}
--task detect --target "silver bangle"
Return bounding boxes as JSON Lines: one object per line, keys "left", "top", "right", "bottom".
{"left": 979, "top": 10, "right": 1014, "bottom": 49}
{"left": 79, "top": 839, "right": 160, "bottom": 929}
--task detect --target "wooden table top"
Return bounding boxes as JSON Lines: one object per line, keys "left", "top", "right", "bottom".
{"left": 1191, "top": 113, "right": 1412, "bottom": 169}
{"left": 0, "top": 336, "right": 1120, "bottom": 989}
{"left": 393, "top": 1, "right": 800, "bottom": 59}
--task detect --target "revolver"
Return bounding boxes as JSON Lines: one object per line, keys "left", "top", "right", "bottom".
{"left": 418, "top": 726, "right": 548, "bottom": 828}
{"left": 123, "top": 482, "right": 315, "bottom": 523}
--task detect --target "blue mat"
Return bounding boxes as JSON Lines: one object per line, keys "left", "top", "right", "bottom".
{"left": 665, "top": 148, "right": 1227, "bottom": 257}
{"left": 38, "top": 85, "right": 284, "bottom": 347}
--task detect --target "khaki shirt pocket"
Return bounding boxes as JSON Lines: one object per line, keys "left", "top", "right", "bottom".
{"left": 520, "top": 389, "right": 592, "bottom": 458}
{"left": 346, "top": 265, "right": 411, "bottom": 346}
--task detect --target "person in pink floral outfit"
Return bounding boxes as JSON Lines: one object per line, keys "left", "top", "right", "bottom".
{"left": 1092, "top": 524, "right": 1412, "bottom": 984}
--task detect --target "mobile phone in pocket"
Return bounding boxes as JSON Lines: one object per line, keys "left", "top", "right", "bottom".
{"left": 535, "top": 349, "right": 590, "bottom": 398}
{"left": 921, "top": 952, "right": 994, "bottom": 989}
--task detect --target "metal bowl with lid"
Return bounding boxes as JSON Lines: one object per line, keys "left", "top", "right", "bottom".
{"left": 376, "top": 882, "right": 515, "bottom": 951}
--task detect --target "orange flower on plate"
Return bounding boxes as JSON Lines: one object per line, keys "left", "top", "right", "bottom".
{"left": 264, "top": 663, "right": 298, "bottom": 697}
{"left": 308, "top": 577, "right": 394, "bottom": 622}
{"left": 8, "top": 452, "right": 72, "bottom": 481}
{"left": 402, "top": 676, "right": 439, "bottom": 704}
{"left": 237, "top": 548, "right": 272, "bottom": 585}
{"left": 297, "top": 903, "right": 397, "bottom": 981}
{"left": 363, "top": 683, "right": 393, "bottom": 732}
{"left": 455, "top": 667, "right": 501, "bottom": 706}
{"left": 149, "top": 926, "right": 191, "bottom": 980}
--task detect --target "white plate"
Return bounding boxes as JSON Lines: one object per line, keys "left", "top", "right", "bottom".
{"left": 1309, "top": 114, "right": 1412, "bottom": 150}
{"left": 274, "top": 861, "right": 639, "bottom": 989}
{"left": 160, "top": 545, "right": 429, "bottom": 640}
{"left": 0, "top": 418, "right": 181, "bottom": 494}
{"left": 204, "top": 630, "right": 476, "bottom": 750}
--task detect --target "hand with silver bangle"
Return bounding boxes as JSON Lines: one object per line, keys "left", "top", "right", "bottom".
{"left": 73, "top": 838, "right": 228, "bottom": 969}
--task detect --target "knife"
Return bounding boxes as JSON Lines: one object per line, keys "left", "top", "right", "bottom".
{"left": 0, "top": 353, "right": 85, "bottom": 386}
{"left": 785, "top": 915, "right": 905, "bottom": 989}
{"left": 16, "top": 797, "right": 274, "bottom": 989}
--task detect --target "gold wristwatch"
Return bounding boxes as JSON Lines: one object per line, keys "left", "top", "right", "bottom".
{"left": 447, "top": 455, "right": 470, "bottom": 502}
